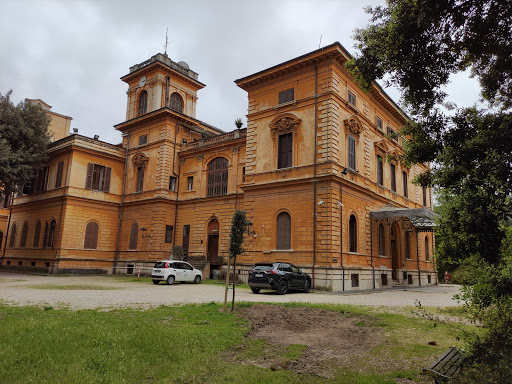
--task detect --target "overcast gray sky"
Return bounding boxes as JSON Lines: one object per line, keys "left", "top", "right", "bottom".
{"left": 1, "top": 0, "right": 481, "bottom": 144}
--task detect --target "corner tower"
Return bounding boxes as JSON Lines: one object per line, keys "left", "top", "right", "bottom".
{"left": 121, "top": 53, "right": 205, "bottom": 121}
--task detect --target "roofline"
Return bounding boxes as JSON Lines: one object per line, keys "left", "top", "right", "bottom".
{"left": 114, "top": 107, "right": 225, "bottom": 134}
{"left": 235, "top": 41, "right": 409, "bottom": 123}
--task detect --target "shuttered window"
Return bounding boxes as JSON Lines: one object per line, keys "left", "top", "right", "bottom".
{"left": 376, "top": 116, "right": 383, "bottom": 130}
{"left": 278, "top": 88, "right": 294, "bottom": 104}
{"left": 377, "top": 155, "right": 383, "bottom": 185}
{"left": 277, "top": 133, "right": 293, "bottom": 169}
{"left": 55, "top": 161, "right": 64, "bottom": 188}
{"left": 21, "top": 222, "right": 28, "bottom": 248}
{"left": 170, "top": 92, "right": 183, "bottom": 113}
{"left": 47, "top": 220, "right": 57, "bottom": 248}
{"left": 136, "top": 166, "right": 144, "bottom": 192}
{"left": 276, "top": 212, "right": 291, "bottom": 250}
{"left": 86, "top": 163, "right": 111, "bottom": 192}
{"left": 165, "top": 225, "right": 173, "bottom": 243}
{"left": 139, "top": 135, "right": 147, "bottom": 145}
{"left": 33, "top": 220, "right": 41, "bottom": 247}
{"left": 403, "top": 172, "right": 408, "bottom": 198}
{"left": 348, "top": 90, "right": 356, "bottom": 106}
{"left": 348, "top": 135, "right": 356, "bottom": 170}
{"left": 129, "top": 222, "right": 138, "bottom": 250}
{"left": 349, "top": 215, "right": 357, "bottom": 252}
{"left": 207, "top": 158, "right": 228, "bottom": 197}
{"left": 425, "top": 236, "right": 430, "bottom": 261}
{"left": 138, "top": 91, "right": 148, "bottom": 115}
{"left": 9, "top": 224, "right": 17, "bottom": 247}
{"left": 84, "top": 222, "right": 99, "bottom": 249}
{"left": 390, "top": 163, "right": 396, "bottom": 192}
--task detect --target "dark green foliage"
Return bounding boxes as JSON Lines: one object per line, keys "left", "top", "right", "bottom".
{"left": 347, "top": 0, "right": 512, "bottom": 112}
{"left": 0, "top": 90, "right": 51, "bottom": 194}
{"left": 350, "top": 1, "right": 512, "bottom": 380}
{"left": 229, "top": 210, "right": 249, "bottom": 258}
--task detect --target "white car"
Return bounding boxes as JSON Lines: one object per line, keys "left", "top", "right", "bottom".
{"left": 151, "top": 260, "right": 202, "bottom": 285}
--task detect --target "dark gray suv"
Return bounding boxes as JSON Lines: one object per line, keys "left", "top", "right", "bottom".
{"left": 248, "top": 262, "right": 312, "bottom": 295}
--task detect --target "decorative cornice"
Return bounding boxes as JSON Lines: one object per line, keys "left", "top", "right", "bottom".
{"left": 132, "top": 152, "right": 149, "bottom": 167}
{"left": 269, "top": 113, "right": 301, "bottom": 141}
{"left": 344, "top": 116, "right": 363, "bottom": 138}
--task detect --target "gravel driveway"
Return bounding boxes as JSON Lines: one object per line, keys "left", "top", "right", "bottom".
{"left": 0, "top": 272, "right": 462, "bottom": 310}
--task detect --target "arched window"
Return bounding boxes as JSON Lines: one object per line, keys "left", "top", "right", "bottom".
{"left": 425, "top": 236, "right": 430, "bottom": 261}
{"left": 169, "top": 92, "right": 183, "bottom": 113}
{"left": 42, "top": 222, "right": 49, "bottom": 248}
{"left": 207, "top": 158, "right": 228, "bottom": 197}
{"left": 129, "top": 222, "right": 138, "bottom": 250}
{"left": 33, "top": 220, "right": 41, "bottom": 247}
{"left": 138, "top": 90, "right": 148, "bottom": 115}
{"left": 8, "top": 224, "right": 16, "bottom": 248}
{"left": 378, "top": 223, "right": 385, "bottom": 255}
{"left": 84, "top": 222, "right": 99, "bottom": 249}
{"left": 349, "top": 215, "right": 357, "bottom": 253}
{"left": 47, "top": 220, "right": 57, "bottom": 248}
{"left": 276, "top": 212, "right": 291, "bottom": 250}
{"left": 20, "top": 222, "right": 29, "bottom": 248}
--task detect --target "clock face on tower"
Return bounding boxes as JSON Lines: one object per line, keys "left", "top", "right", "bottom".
{"left": 139, "top": 76, "right": 146, "bottom": 87}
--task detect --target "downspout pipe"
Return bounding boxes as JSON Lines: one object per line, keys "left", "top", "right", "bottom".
{"left": 416, "top": 231, "right": 420, "bottom": 286}
{"left": 340, "top": 182, "right": 344, "bottom": 291}
{"left": 113, "top": 132, "right": 131, "bottom": 273}
{"left": 416, "top": 231, "right": 421, "bottom": 286}
{"left": 370, "top": 219, "right": 375, "bottom": 289}
{"left": 312, "top": 60, "right": 318, "bottom": 287}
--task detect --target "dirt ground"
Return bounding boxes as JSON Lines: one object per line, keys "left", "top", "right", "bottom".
{"left": 233, "top": 305, "right": 384, "bottom": 379}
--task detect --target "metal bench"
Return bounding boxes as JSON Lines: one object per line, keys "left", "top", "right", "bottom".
{"left": 423, "top": 346, "right": 466, "bottom": 383}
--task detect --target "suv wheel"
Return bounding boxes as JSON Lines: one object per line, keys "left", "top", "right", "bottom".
{"left": 277, "top": 280, "right": 288, "bottom": 295}
{"left": 251, "top": 288, "right": 260, "bottom": 294}
{"left": 303, "top": 280, "right": 311, "bottom": 293}
{"left": 194, "top": 275, "right": 201, "bottom": 284}
{"left": 166, "top": 275, "right": 175, "bottom": 285}
{"left": 152, "top": 279, "right": 159, "bottom": 285}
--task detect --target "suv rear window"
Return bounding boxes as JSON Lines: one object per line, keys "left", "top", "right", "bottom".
{"left": 252, "top": 265, "right": 274, "bottom": 271}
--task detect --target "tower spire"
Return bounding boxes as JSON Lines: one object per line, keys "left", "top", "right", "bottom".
{"left": 164, "top": 27, "right": 169, "bottom": 55}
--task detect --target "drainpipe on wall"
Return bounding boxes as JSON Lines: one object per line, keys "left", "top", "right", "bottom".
{"left": 113, "top": 132, "right": 131, "bottom": 274}
{"left": 416, "top": 231, "right": 420, "bottom": 285}
{"left": 312, "top": 60, "right": 318, "bottom": 287}
{"left": 416, "top": 231, "right": 421, "bottom": 286}
{"left": 172, "top": 162, "right": 181, "bottom": 246}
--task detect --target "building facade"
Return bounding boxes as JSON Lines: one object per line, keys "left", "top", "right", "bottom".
{"left": 0, "top": 43, "right": 437, "bottom": 290}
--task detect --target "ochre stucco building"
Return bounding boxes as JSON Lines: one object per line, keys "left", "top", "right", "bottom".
{"left": 0, "top": 43, "right": 437, "bottom": 290}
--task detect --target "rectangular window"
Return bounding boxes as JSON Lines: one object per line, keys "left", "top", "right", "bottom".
{"left": 187, "top": 176, "right": 193, "bottom": 191}
{"left": 169, "top": 176, "right": 176, "bottom": 191}
{"left": 278, "top": 88, "right": 294, "bottom": 104}
{"left": 381, "top": 274, "right": 388, "bottom": 286}
{"left": 182, "top": 225, "right": 190, "bottom": 257}
{"left": 403, "top": 171, "right": 408, "bottom": 197}
{"left": 277, "top": 133, "right": 293, "bottom": 169}
{"left": 34, "top": 167, "right": 48, "bottom": 193}
{"left": 86, "top": 163, "right": 111, "bottom": 192}
{"left": 348, "top": 90, "right": 356, "bottom": 106}
{"left": 377, "top": 155, "right": 383, "bottom": 185}
{"left": 387, "top": 126, "right": 399, "bottom": 142}
{"left": 390, "top": 164, "right": 396, "bottom": 192}
{"left": 136, "top": 166, "right": 144, "bottom": 192}
{"left": 348, "top": 135, "right": 356, "bottom": 170}
{"left": 165, "top": 225, "right": 173, "bottom": 243}
{"left": 139, "top": 135, "right": 148, "bottom": 145}
{"left": 376, "top": 116, "right": 383, "bottom": 130}
{"left": 55, "top": 161, "right": 64, "bottom": 188}
{"left": 242, "top": 167, "right": 246, "bottom": 182}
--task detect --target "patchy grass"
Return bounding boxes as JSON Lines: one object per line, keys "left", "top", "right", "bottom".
{"left": 0, "top": 302, "right": 474, "bottom": 383}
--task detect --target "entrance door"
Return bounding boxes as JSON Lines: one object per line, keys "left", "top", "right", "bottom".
{"left": 391, "top": 224, "right": 399, "bottom": 280}
{"left": 207, "top": 219, "right": 219, "bottom": 262}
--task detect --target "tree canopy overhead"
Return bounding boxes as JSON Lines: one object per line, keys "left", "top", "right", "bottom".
{"left": 348, "top": 0, "right": 512, "bottom": 112}
{"left": 0, "top": 90, "right": 51, "bottom": 195}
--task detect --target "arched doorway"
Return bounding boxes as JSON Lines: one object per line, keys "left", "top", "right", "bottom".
{"left": 207, "top": 219, "right": 219, "bottom": 262}
{"left": 390, "top": 223, "right": 400, "bottom": 281}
